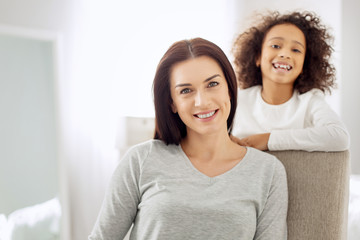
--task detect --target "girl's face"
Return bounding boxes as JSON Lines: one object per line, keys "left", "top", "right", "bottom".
{"left": 256, "top": 23, "right": 306, "bottom": 87}
{"left": 170, "top": 56, "right": 231, "bottom": 137}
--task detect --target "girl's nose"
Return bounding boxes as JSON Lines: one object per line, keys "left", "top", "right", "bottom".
{"left": 279, "top": 54, "right": 290, "bottom": 59}
{"left": 279, "top": 49, "right": 291, "bottom": 59}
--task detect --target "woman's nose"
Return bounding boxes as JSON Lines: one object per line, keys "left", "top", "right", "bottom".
{"left": 194, "top": 91, "right": 209, "bottom": 107}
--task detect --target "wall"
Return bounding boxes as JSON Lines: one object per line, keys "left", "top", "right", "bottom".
{"left": 342, "top": 0, "right": 360, "bottom": 174}
{"left": 0, "top": 0, "right": 73, "bottom": 31}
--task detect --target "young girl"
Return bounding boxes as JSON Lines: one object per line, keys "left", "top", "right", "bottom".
{"left": 89, "top": 38, "right": 288, "bottom": 239}
{"left": 231, "top": 11, "right": 350, "bottom": 152}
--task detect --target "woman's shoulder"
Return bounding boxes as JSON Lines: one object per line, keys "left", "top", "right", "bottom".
{"left": 125, "top": 139, "right": 168, "bottom": 155}
{"left": 245, "top": 147, "right": 286, "bottom": 174}
{"left": 246, "top": 147, "right": 279, "bottom": 161}
{"left": 129, "top": 139, "right": 165, "bottom": 149}
{"left": 124, "top": 139, "right": 180, "bottom": 163}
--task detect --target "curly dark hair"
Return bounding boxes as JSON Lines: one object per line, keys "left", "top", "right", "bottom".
{"left": 232, "top": 11, "right": 336, "bottom": 94}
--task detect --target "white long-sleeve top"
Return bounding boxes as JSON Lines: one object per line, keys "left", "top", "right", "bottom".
{"left": 232, "top": 86, "right": 350, "bottom": 152}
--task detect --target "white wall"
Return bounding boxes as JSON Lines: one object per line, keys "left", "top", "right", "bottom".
{"left": 342, "top": 0, "right": 360, "bottom": 174}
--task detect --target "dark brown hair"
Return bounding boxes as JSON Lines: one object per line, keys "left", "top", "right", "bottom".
{"left": 233, "top": 11, "right": 336, "bottom": 94}
{"left": 153, "top": 38, "right": 238, "bottom": 145}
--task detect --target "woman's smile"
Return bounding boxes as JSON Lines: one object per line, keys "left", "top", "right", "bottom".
{"left": 194, "top": 109, "right": 219, "bottom": 121}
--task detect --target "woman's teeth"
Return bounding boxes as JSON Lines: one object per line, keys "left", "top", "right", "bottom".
{"left": 196, "top": 111, "right": 216, "bottom": 119}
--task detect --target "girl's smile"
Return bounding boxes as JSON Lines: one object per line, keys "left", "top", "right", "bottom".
{"left": 272, "top": 61, "right": 292, "bottom": 72}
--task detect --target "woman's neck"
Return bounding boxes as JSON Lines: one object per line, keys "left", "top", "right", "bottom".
{"left": 180, "top": 130, "right": 234, "bottom": 162}
{"left": 261, "top": 81, "right": 294, "bottom": 105}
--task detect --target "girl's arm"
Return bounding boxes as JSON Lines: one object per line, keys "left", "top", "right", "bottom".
{"left": 88, "top": 150, "right": 141, "bottom": 240}
{"left": 254, "top": 159, "right": 288, "bottom": 239}
{"left": 268, "top": 94, "right": 350, "bottom": 152}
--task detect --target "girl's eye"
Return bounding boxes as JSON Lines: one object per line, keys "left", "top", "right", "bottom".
{"left": 292, "top": 48, "right": 301, "bottom": 53}
{"left": 208, "top": 81, "right": 219, "bottom": 88}
{"left": 180, "top": 88, "right": 191, "bottom": 94}
{"left": 271, "top": 44, "right": 280, "bottom": 49}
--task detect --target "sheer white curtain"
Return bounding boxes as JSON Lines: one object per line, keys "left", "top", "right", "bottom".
{"left": 60, "top": 1, "right": 236, "bottom": 239}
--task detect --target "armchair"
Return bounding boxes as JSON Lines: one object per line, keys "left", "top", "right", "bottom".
{"left": 268, "top": 150, "right": 350, "bottom": 240}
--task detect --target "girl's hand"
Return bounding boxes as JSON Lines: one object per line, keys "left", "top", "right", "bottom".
{"left": 231, "top": 133, "right": 270, "bottom": 151}
{"left": 230, "top": 135, "right": 248, "bottom": 146}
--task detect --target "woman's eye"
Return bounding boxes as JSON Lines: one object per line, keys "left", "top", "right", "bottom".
{"left": 208, "top": 81, "right": 219, "bottom": 88}
{"left": 180, "top": 88, "right": 191, "bottom": 94}
{"left": 271, "top": 44, "right": 280, "bottom": 49}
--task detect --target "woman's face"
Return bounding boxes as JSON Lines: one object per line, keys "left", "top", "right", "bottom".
{"left": 170, "top": 56, "right": 231, "bottom": 137}
{"left": 256, "top": 23, "right": 306, "bottom": 87}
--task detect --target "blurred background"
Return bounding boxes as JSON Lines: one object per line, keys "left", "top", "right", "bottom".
{"left": 0, "top": 0, "right": 359, "bottom": 239}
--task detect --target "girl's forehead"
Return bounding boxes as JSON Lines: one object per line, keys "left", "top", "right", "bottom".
{"left": 266, "top": 23, "right": 303, "bottom": 36}
{"left": 264, "top": 23, "right": 306, "bottom": 45}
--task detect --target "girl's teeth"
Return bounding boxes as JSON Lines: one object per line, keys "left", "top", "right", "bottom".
{"left": 274, "top": 63, "right": 291, "bottom": 70}
{"left": 197, "top": 111, "right": 215, "bottom": 119}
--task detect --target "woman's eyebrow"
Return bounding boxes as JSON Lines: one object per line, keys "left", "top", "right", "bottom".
{"left": 175, "top": 83, "right": 191, "bottom": 88}
{"left": 204, "top": 74, "right": 221, "bottom": 83}
{"left": 175, "top": 74, "right": 221, "bottom": 88}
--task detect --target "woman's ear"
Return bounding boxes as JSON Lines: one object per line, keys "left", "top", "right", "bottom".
{"left": 171, "top": 103, "right": 177, "bottom": 113}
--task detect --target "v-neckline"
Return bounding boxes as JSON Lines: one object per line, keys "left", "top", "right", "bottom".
{"left": 176, "top": 145, "right": 249, "bottom": 181}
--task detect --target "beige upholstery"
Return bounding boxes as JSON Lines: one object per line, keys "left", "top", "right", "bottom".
{"left": 267, "top": 150, "right": 350, "bottom": 240}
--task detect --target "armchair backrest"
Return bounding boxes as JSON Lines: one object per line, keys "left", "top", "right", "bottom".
{"left": 268, "top": 150, "right": 350, "bottom": 240}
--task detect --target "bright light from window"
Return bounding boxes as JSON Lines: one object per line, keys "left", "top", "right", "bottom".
{"left": 76, "top": 0, "right": 236, "bottom": 118}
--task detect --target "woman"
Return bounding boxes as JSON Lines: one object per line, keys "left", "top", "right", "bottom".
{"left": 89, "top": 38, "right": 288, "bottom": 240}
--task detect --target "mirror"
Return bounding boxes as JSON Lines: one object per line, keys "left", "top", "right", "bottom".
{"left": 0, "top": 30, "right": 62, "bottom": 240}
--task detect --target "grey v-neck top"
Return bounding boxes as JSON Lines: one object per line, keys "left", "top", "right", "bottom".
{"left": 89, "top": 139, "right": 288, "bottom": 240}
